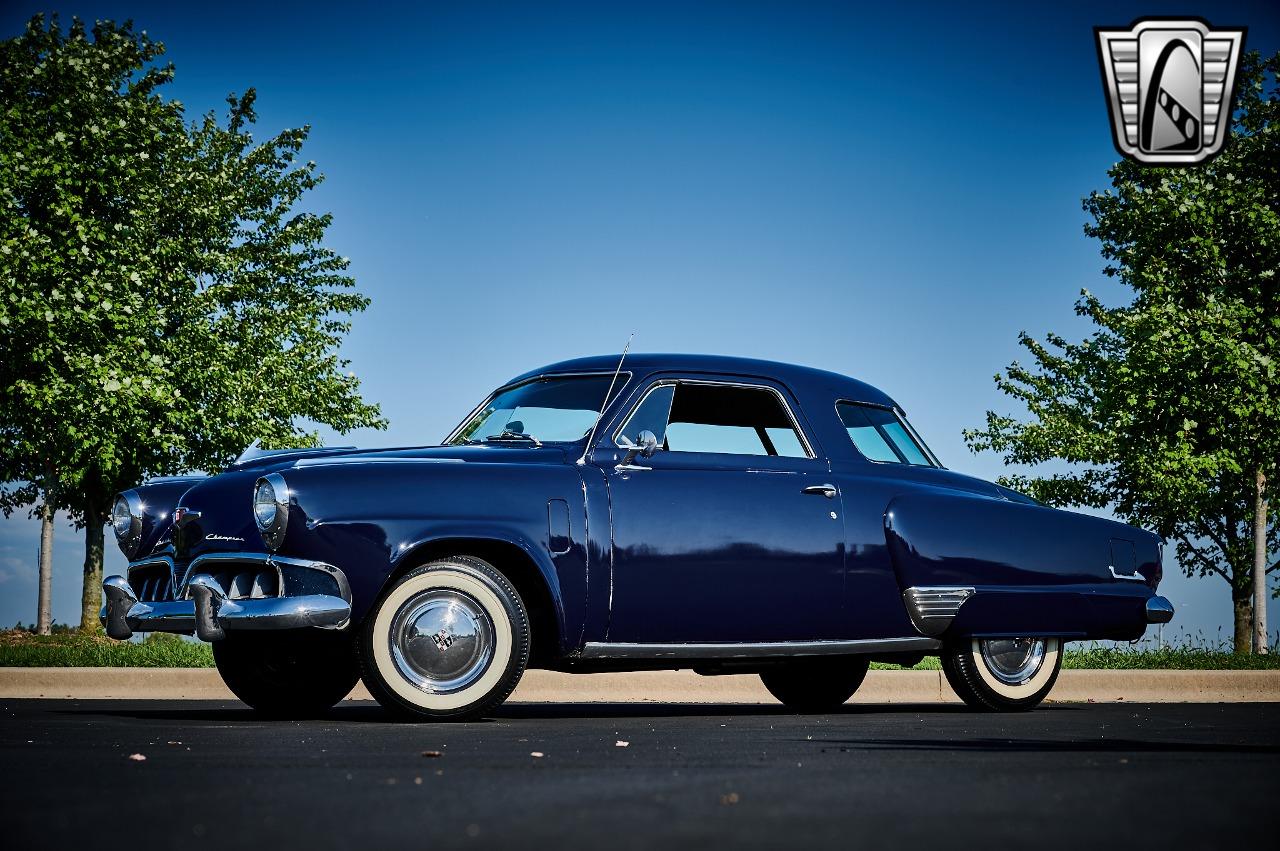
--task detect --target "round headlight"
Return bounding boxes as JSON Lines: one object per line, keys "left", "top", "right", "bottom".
{"left": 111, "top": 490, "right": 144, "bottom": 557}
{"left": 253, "top": 473, "right": 289, "bottom": 550}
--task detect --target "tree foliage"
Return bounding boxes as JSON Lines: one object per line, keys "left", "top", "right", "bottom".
{"left": 0, "top": 16, "right": 387, "bottom": 627}
{"left": 965, "top": 51, "right": 1280, "bottom": 652}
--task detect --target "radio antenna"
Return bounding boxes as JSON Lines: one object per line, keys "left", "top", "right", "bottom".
{"left": 577, "top": 334, "right": 634, "bottom": 466}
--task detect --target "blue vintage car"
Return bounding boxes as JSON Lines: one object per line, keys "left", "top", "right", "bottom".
{"left": 102, "top": 354, "right": 1173, "bottom": 718}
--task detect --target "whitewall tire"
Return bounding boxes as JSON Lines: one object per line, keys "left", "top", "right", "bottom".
{"left": 942, "top": 637, "right": 1062, "bottom": 711}
{"left": 360, "top": 556, "right": 530, "bottom": 721}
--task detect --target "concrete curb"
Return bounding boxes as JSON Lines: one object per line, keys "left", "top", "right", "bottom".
{"left": 1, "top": 667, "right": 1277, "bottom": 703}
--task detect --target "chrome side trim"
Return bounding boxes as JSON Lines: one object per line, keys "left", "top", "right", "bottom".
{"left": 293, "top": 455, "right": 466, "bottom": 468}
{"left": 579, "top": 636, "right": 941, "bottom": 660}
{"left": 1109, "top": 565, "right": 1146, "bottom": 582}
{"left": 903, "top": 586, "right": 975, "bottom": 636}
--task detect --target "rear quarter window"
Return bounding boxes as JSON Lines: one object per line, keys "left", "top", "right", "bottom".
{"left": 838, "top": 402, "right": 936, "bottom": 466}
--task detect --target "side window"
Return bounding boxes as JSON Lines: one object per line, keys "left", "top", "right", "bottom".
{"left": 616, "top": 382, "right": 810, "bottom": 457}
{"left": 615, "top": 384, "right": 675, "bottom": 447}
{"left": 663, "top": 383, "right": 809, "bottom": 457}
{"left": 838, "top": 403, "right": 934, "bottom": 466}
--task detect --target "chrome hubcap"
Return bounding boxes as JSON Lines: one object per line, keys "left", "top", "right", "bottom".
{"left": 389, "top": 590, "right": 495, "bottom": 694}
{"left": 979, "top": 638, "right": 1047, "bottom": 685}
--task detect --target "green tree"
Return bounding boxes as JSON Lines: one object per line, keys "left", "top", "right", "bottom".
{"left": 0, "top": 16, "right": 386, "bottom": 630}
{"left": 965, "top": 51, "right": 1279, "bottom": 654}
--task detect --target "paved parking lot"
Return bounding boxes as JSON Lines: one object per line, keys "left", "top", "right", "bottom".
{"left": 2, "top": 700, "right": 1276, "bottom": 849}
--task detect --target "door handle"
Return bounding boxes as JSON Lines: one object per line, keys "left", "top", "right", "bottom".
{"left": 802, "top": 483, "right": 837, "bottom": 499}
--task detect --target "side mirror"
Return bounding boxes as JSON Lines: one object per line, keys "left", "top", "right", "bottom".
{"left": 636, "top": 430, "right": 659, "bottom": 458}
{"left": 618, "top": 430, "right": 660, "bottom": 466}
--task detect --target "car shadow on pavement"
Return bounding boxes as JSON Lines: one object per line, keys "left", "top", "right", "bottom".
{"left": 60, "top": 699, "right": 980, "bottom": 724}
{"left": 806, "top": 737, "right": 1280, "bottom": 755}
{"left": 494, "top": 702, "right": 976, "bottom": 719}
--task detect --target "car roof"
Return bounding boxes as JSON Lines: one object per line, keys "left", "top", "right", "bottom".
{"left": 505, "top": 353, "right": 901, "bottom": 411}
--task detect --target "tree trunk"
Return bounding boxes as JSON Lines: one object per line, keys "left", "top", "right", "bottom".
{"left": 37, "top": 503, "right": 54, "bottom": 635}
{"left": 79, "top": 500, "right": 105, "bottom": 632}
{"left": 1232, "top": 586, "right": 1252, "bottom": 654}
{"left": 1254, "top": 469, "right": 1269, "bottom": 654}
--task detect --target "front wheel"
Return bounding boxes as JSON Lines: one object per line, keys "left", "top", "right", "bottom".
{"left": 942, "top": 637, "right": 1062, "bottom": 711}
{"left": 212, "top": 630, "right": 360, "bottom": 718}
{"left": 760, "top": 657, "right": 870, "bottom": 711}
{"left": 359, "top": 556, "right": 530, "bottom": 721}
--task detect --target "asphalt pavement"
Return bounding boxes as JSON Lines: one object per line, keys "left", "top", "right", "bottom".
{"left": 2, "top": 699, "right": 1276, "bottom": 850}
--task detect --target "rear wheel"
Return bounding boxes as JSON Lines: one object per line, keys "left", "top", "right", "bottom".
{"left": 942, "top": 637, "right": 1062, "bottom": 711}
{"left": 359, "top": 556, "right": 530, "bottom": 721}
{"left": 760, "top": 657, "right": 870, "bottom": 711}
{"left": 212, "top": 630, "right": 360, "bottom": 718}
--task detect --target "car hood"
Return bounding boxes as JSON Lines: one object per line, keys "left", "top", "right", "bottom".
{"left": 165, "top": 444, "right": 571, "bottom": 563}
{"left": 226, "top": 443, "right": 571, "bottom": 474}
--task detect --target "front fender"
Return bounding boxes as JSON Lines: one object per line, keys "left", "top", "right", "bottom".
{"left": 269, "top": 459, "right": 591, "bottom": 655}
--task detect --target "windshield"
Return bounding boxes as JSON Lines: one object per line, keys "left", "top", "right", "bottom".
{"left": 449, "top": 374, "right": 624, "bottom": 445}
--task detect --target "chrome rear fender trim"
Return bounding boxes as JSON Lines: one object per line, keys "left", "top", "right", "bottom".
{"left": 902, "top": 586, "right": 976, "bottom": 636}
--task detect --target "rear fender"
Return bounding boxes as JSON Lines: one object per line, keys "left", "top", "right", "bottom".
{"left": 884, "top": 490, "right": 1160, "bottom": 589}
{"left": 885, "top": 490, "right": 1161, "bottom": 642}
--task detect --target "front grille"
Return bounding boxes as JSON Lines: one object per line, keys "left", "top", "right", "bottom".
{"left": 129, "top": 564, "right": 174, "bottom": 602}
{"left": 198, "top": 565, "right": 281, "bottom": 600}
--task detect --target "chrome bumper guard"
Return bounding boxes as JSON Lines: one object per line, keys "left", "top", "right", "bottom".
{"left": 1145, "top": 595, "right": 1175, "bottom": 624}
{"left": 101, "top": 559, "right": 351, "bottom": 642}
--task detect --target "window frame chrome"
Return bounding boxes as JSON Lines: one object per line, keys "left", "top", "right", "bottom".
{"left": 611, "top": 377, "right": 817, "bottom": 461}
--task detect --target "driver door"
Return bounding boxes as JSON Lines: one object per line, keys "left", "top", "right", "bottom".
{"left": 598, "top": 377, "right": 847, "bottom": 643}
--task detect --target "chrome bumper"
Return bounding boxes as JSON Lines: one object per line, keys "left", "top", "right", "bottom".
{"left": 1145, "top": 595, "right": 1175, "bottom": 624}
{"left": 101, "top": 569, "right": 351, "bottom": 642}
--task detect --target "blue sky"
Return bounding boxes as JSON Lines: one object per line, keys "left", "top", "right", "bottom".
{"left": 2, "top": 1, "right": 1276, "bottom": 641}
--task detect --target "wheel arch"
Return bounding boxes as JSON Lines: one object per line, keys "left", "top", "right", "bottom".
{"left": 384, "top": 536, "right": 564, "bottom": 666}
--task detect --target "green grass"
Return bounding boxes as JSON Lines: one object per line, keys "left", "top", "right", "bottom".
{"left": 872, "top": 645, "right": 1280, "bottom": 671}
{"left": 1061, "top": 646, "right": 1280, "bottom": 670}
{"left": 3, "top": 629, "right": 1278, "bottom": 670}
{"left": 0, "top": 629, "right": 214, "bottom": 668}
